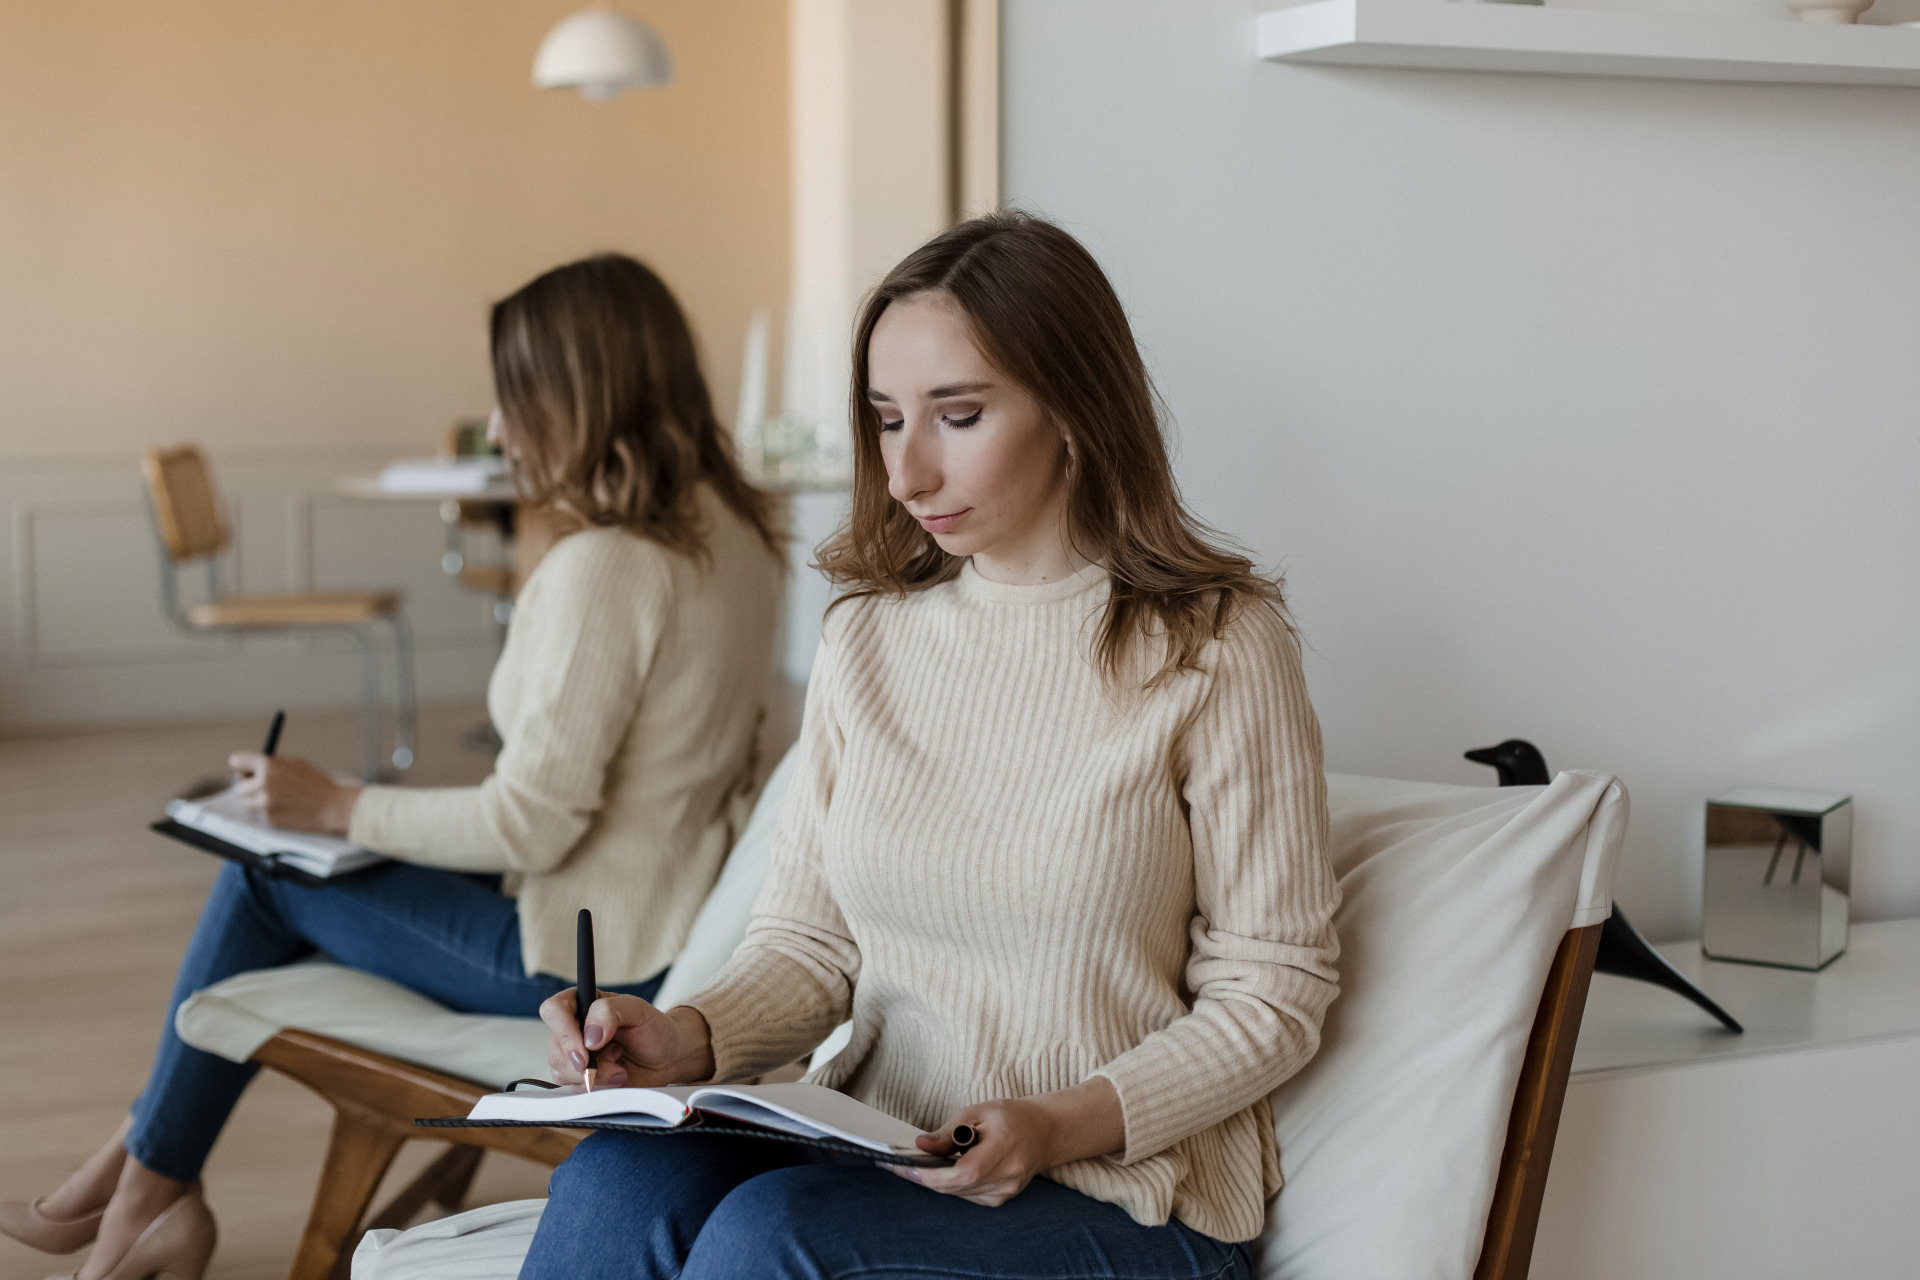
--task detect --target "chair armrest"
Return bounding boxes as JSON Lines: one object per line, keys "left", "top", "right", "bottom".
{"left": 253, "top": 1028, "right": 578, "bottom": 1167}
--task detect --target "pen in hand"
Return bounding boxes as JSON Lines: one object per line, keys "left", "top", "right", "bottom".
{"left": 262, "top": 709, "right": 285, "bottom": 757}
{"left": 576, "top": 909, "right": 598, "bottom": 1092}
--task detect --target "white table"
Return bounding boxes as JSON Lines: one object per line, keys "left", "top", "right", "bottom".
{"left": 1534, "top": 917, "right": 1920, "bottom": 1280}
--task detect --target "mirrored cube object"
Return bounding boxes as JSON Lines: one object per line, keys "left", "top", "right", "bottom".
{"left": 1703, "top": 786, "right": 1852, "bottom": 970}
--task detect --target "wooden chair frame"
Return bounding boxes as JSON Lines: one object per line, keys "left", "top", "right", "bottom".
{"left": 252, "top": 1030, "right": 578, "bottom": 1280}
{"left": 256, "top": 922, "right": 1603, "bottom": 1280}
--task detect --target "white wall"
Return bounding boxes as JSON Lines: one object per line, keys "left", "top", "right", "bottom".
{"left": 1001, "top": 0, "right": 1920, "bottom": 937}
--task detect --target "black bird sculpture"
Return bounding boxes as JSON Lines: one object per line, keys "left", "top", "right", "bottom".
{"left": 1465, "top": 739, "right": 1743, "bottom": 1034}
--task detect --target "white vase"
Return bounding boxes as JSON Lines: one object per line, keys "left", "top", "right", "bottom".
{"left": 1785, "top": 0, "right": 1872, "bottom": 21}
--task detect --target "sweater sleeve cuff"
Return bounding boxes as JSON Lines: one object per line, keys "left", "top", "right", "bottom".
{"left": 1092, "top": 1042, "right": 1213, "bottom": 1166}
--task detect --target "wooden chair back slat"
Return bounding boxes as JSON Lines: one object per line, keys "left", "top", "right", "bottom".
{"left": 1474, "top": 921, "right": 1604, "bottom": 1280}
{"left": 143, "top": 445, "right": 229, "bottom": 562}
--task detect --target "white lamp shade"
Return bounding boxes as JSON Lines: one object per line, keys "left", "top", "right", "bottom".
{"left": 533, "top": 9, "right": 673, "bottom": 101}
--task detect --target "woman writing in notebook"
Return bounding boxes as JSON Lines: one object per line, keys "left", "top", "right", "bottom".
{"left": 1, "top": 256, "right": 783, "bottom": 1280}
{"left": 524, "top": 213, "right": 1341, "bottom": 1280}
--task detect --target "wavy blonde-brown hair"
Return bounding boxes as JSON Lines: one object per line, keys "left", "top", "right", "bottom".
{"left": 490, "top": 254, "right": 778, "bottom": 558}
{"left": 817, "top": 211, "right": 1286, "bottom": 688}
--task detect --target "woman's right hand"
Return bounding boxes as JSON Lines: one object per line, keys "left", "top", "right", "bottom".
{"left": 538, "top": 990, "right": 716, "bottom": 1089}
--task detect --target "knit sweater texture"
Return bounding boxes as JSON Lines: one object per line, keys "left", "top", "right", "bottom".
{"left": 685, "top": 560, "right": 1340, "bottom": 1242}
{"left": 350, "top": 488, "right": 781, "bottom": 984}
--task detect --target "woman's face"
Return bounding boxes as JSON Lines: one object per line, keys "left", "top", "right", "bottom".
{"left": 866, "top": 293, "right": 1075, "bottom": 583}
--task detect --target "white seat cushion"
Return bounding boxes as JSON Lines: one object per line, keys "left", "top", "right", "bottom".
{"left": 174, "top": 960, "right": 553, "bottom": 1088}
{"left": 173, "top": 747, "right": 801, "bottom": 1087}
{"left": 353, "top": 1200, "right": 545, "bottom": 1280}
{"left": 355, "top": 769, "right": 1625, "bottom": 1280}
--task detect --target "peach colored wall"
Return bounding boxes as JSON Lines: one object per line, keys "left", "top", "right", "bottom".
{"left": 0, "top": 0, "right": 789, "bottom": 460}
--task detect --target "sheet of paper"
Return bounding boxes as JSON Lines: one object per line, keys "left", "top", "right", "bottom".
{"left": 468, "top": 1084, "right": 695, "bottom": 1125}
{"left": 166, "top": 786, "right": 382, "bottom": 877}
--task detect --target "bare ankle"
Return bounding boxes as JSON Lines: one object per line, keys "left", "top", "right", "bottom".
{"left": 38, "top": 1126, "right": 132, "bottom": 1219}
{"left": 110, "top": 1158, "right": 190, "bottom": 1214}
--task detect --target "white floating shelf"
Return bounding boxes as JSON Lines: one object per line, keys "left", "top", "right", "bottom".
{"left": 1256, "top": 0, "right": 1920, "bottom": 84}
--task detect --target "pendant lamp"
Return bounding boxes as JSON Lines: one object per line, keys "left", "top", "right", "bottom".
{"left": 533, "top": 7, "right": 673, "bottom": 101}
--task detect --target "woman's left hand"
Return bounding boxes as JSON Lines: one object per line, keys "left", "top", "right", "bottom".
{"left": 892, "top": 1077, "right": 1125, "bottom": 1208}
{"left": 229, "top": 751, "right": 362, "bottom": 835}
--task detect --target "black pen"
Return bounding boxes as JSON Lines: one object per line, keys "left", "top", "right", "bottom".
{"left": 576, "top": 909, "right": 598, "bottom": 1092}
{"left": 262, "top": 710, "right": 286, "bottom": 757}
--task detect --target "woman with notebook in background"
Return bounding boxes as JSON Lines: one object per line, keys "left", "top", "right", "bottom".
{"left": 521, "top": 213, "right": 1341, "bottom": 1280}
{"left": 0, "top": 255, "right": 783, "bottom": 1280}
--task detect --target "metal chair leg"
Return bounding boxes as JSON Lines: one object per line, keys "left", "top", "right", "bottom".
{"left": 388, "top": 613, "right": 416, "bottom": 772}
{"left": 352, "top": 627, "right": 380, "bottom": 783}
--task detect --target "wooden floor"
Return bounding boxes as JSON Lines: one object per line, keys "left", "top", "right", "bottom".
{"left": 0, "top": 705, "right": 551, "bottom": 1280}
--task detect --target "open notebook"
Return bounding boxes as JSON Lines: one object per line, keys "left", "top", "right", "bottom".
{"left": 160, "top": 785, "right": 384, "bottom": 880}
{"left": 419, "top": 1081, "right": 949, "bottom": 1167}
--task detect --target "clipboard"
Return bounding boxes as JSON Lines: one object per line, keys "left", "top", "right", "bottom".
{"left": 149, "top": 819, "right": 372, "bottom": 889}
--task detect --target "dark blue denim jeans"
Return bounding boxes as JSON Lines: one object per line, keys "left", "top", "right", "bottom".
{"left": 126, "top": 859, "right": 662, "bottom": 1182}
{"left": 519, "top": 1130, "right": 1252, "bottom": 1280}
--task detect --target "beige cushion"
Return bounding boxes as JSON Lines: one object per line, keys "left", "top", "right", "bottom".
{"left": 174, "top": 960, "right": 552, "bottom": 1088}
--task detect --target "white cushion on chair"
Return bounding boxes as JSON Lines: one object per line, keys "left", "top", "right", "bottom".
{"left": 353, "top": 1199, "right": 546, "bottom": 1280}
{"left": 173, "top": 747, "right": 802, "bottom": 1088}
{"left": 653, "top": 746, "right": 799, "bottom": 1010}
{"left": 1259, "top": 770, "right": 1625, "bottom": 1279}
{"left": 354, "top": 770, "right": 1626, "bottom": 1280}
{"left": 174, "top": 959, "right": 553, "bottom": 1088}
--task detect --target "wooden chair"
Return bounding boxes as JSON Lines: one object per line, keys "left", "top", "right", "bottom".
{"left": 142, "top": 446, "right": 415, "bottom": 781}
{"left": 239, "top": 921, "right": 1602, "bottom": 1280}
{"left": 250, "top": 1030, "right": 575, "bottom": 1280}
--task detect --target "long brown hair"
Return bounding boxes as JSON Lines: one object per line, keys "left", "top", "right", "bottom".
{"left": 490, "top": 253, "right": 778, "bottom": 557}
{"left": 817, "top": 211, "right": 1286, "bottom": 688}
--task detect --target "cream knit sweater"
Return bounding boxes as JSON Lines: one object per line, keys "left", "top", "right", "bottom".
{"left": 686, "top": 561, "right": 1340, "bottom": 1243}
{"left": 350, "top": 489, "right": 780, "bottom": 984}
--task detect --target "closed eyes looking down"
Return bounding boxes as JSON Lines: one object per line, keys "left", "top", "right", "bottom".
{"left": 878, "top": 409, "right": 983, "bottom": 433}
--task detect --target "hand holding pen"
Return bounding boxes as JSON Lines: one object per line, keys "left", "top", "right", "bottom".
{"left": 228, "top": 709, "right": 362, "bottom": 834}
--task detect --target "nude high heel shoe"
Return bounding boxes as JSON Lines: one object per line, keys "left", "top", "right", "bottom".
{"left": 46, "top": 1189, "right": 215, "bottom": 1280}
{"left": 0, "top": 1198, "right": 104, "bottom": 1254}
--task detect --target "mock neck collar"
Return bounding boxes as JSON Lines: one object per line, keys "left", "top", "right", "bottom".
{"left": 954, "top": 558, "right": 1109, "bottom": 605}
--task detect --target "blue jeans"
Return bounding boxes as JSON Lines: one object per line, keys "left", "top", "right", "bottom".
{"left": 519, "top": 1131, "right": 1252, "bottom": 1280}
{"left": 126, "top": 860, "right": 662, "bottom": 1182}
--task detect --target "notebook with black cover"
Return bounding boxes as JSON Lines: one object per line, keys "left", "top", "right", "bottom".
{"left": 417, "top": 1080, "right": 952, "bottom": 1167}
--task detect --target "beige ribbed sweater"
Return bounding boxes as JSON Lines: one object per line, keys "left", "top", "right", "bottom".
{"left": 350, "top": 489, "right": 781, "bottom": 984}
{"left": 686, "top": 561, "right": 1340, "bottom": 1242}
